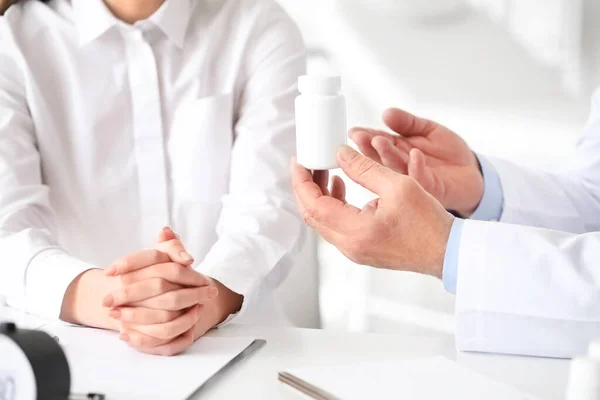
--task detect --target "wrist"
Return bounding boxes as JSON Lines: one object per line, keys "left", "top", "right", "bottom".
{"left": 455, "top": 152, "right": 485, "bottom": 218}
{"left": 209, "top": 278, "right": 243, "bottom": 324}
{"left": 429, "top": 213, "right": 455, "bottom": 279}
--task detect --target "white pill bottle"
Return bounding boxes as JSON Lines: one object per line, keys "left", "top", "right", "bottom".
{"left": 295, "top": 75, "right": 347, "bottom": 170}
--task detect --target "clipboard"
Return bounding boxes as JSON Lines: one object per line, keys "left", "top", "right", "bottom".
{"left": 185, "top": 339, "right": 266, "bottom": 399}
{"left": 42, "top": 325, "right": 267, "bottom": 400}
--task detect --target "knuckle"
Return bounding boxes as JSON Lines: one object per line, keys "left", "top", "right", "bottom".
{"left": 112, "top": 258, "right": 128, "bottom": 274}
{"left": 156, "top": 278, "right": 169, "bottom": 293}
{"left": 158, "top": 324, "right": 175, "bottom": 340}
{"left": 149, "top": 249, "right": 163, "bottom": 264}
{"left": 292, "top": 181, "right": 302, "bottom": 194}
{"left": 169, "top": 238, "right": 184, "bottom": 248}
{"left": 162, "top": 292, "right": 180, "bottom": 310}
{"left": 116, "top": 257, "right": 129, "bottom": 269}
{"left": 301, "top": 207, "right": 317, "bottom": 225}
{"left": 355, "top": 158, "right": 377, "bottom": 177}
{"left": 385, "top": 179, "right": 399, "bottom": 194}
{"left": 119, "top": 286, "right": 135, "bottom": 301}
{"left": 123, "top": 257, "right": 136, "bottom": 271}
{"left": 172, "top": 263, "right": 185, "bottom": 279}
{"left": 121, "top": 308, "right": 134, "bottom": 321}
{"left": 301, "top": 210, "right": 311, "bottom": 224}
{"left": 398, "top": 176, "right": 419, "bottom": 196}
{"left": 161, "top": 310, "right": 176, "bottom": 322}
{"left": 117, "top": 274, "right": 130, "bottom": 287}
{"left": 159, "top": 239, "right": 178, "bottom": 252}
{"left": 167, "top": 262, "right": 182, "bottom": 277}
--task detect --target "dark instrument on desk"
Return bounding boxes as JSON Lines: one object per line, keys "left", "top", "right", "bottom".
{"left": 0, "top": 323, "right": 104, "bottom": 400}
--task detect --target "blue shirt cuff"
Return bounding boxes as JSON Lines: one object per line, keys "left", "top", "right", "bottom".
{"left": 470, "top": 154, "right": 504, "bottom": 221}
{"left": 442, "top": 218, "right": 465, "bottom": 294}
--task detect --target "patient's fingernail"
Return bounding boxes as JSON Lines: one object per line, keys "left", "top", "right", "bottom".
{"left": 338, "top": 145, "right": 358, "bottom": 162}
{"left": 163, "top": 226, "right": 172, "bottom": 233}
{"left": 109, "top": 309, "right": 121, "bottom": 319}
{"left": 208, "top": 287, "right": 219, "bottom": 298}
{"left": 105, "top": 265, "right": 116, "bottom": 276}
{"left": 119, "top": 333, "right": 130, "bottom": 342}
{"left": 102, "top": 295, "right": 114, "bottom": 308}
{"left": 180, "top": 251, "right": 194, "bottom": 262}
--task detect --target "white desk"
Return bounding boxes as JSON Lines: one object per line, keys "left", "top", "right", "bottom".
{"left": 1, "top": 308, "right": 569, "bottom": 399}
{"left": 202, "top": 324, "right": 568, "bottom": 399}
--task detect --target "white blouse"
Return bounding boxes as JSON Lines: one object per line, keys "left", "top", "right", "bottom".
{"left": 0, "top": 0, "right": 306, "bottom": 323}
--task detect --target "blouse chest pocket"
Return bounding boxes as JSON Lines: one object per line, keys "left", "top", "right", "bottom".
{"left": 168, "top": 93, "right": 234, "bottom": 202}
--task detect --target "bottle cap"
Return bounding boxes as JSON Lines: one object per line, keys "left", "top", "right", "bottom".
{"left": 589, "top": 339, "right": 600, "bottom": 360}
{"left": 567, "top": 357, "right": 600, "bottom": 389}
{"left": 298, "top": 75, "right": 341, "bottom": 95}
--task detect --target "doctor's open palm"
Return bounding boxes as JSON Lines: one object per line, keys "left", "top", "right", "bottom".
{"left": 350, "top": 108, "right": 484, "bottom": 217}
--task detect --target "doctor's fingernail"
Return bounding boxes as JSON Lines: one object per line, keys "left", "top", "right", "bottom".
{"left": 109, "top": 309, "right": 121, "bottom": 319}
{"left": 102, "top": 295, "right": 114, "bottom": 308}
{"left": 348, "top": 127, "right": 362, "bottom": 138}
{"left": 180, "top": 251, "right": 194, "bottom": 262}
{"left": 119, "top": 333, "right": 130, "bottom": 342}
{"left": 208, "top": 287, "right": 219, "bottom": 298}
{"left": 337, "top": 145, "right": 358, "bottom": 162}
{"left": 105, "top": 265, "right": 116, "bottom": 276}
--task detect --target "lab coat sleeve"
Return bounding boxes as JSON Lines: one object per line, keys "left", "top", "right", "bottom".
{"left": 485, "top": 90, "right": 600, "bottom": 233}
{"left": 455, "top": 219, "right": 600, "bottom": 358}
{"left": 469, "top": 155, "right": 504, "bottom": 222}
{"left": 442, "top": 218, "right": 465, "bottom": 294}
{"left": 0, "top": 20, "right": 96, "bottom": 319}
{"left": 197, "top": 1, "right": 307, "bottom": 320}
{"left": 443, "top": 156, "right": 502, "bottom": 295}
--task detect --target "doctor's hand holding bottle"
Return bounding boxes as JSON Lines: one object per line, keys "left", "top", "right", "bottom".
{"left": 292, "top": 147, "right": 454, "bottom": 277}
{"left": 294, "top": 100, "right": 600, "bottom": 359}
{"left": 349, "top": 108, "right": 485, "bottom": 217}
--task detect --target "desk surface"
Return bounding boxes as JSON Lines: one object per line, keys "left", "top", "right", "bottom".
{"left": 201, "top": 324, "right": 568, "bottom": 400}
{"left": 1, "top": 308, "right": 568, "bottom": 399}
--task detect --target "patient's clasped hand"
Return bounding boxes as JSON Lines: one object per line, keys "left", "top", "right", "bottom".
{"left": 60, "top": 227, "right": 243, "bottom": 356}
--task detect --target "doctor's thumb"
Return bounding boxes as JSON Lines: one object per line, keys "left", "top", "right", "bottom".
{"left": 337, "top": 145, "right": 398, "bottom": 195}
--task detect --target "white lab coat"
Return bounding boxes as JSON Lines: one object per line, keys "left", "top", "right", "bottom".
{"left": 455, "top": 91, "right": 600, "bottom": 358}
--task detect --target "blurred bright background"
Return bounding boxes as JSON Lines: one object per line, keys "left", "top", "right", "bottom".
{"left": 275, "top": 0, "right": 600, "bottom": 338}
